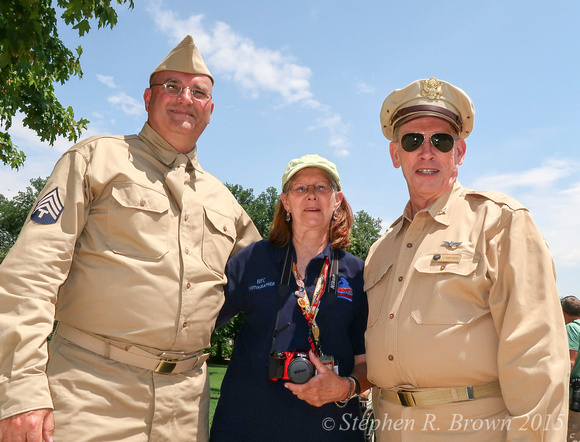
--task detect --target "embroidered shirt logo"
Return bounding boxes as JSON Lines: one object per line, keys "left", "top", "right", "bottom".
{"left": 249, "top": 277, "right": 275, "bottom": 291}
{"left": 337, "top": 277, "right": 353, "bottom": 302}
{"left": 31, "top": 187, "right": 63, "bottom": 225}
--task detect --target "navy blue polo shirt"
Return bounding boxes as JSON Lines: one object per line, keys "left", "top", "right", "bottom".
{"left": 210, "top": 240, "right": 367, "bottom": 442}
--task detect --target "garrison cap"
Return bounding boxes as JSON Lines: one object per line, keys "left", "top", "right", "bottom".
{"left": 150, "top": 35, "right": 214, "bottom": 85}
{"left": 282, "top": 154, "right": 341, "bottom": 191}
{"left": 380, "top": 78, "right": 474, "bottom": 140}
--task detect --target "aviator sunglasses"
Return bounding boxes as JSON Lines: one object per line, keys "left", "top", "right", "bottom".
{"left": 400, "top": 133, "right": 456, "bottom": 153}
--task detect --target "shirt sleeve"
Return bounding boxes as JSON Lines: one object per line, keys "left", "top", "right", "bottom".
{"left": 217, "top": 245, "right": 251, "bottom": 328}
{"left": 0, "top": 150, "right": 89, "bottom": 419}
{"left": 568, "top": 323, "right": 580, "bottom": 351}
{"left": 349, "top": 265, "right": 368, "bottom": 357}
{"left": 231, "top": 209, "right": 261, "bottom": 258}
{"left": 488, "top": 208, "right": 568, "bottom": 440}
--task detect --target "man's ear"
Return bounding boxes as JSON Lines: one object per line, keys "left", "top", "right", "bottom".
{"left": 143, "top": 88, "right": 152, "bottom": 112}
{"left": 390, "top": 141, "right": 401, "bottom": 168}
{"left": 456, "top": 139, "right": 467, "bottom": 166}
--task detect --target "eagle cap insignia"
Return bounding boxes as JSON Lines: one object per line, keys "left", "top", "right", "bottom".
{"left": 421, "top": 78, "right": 443, "bottom": 100}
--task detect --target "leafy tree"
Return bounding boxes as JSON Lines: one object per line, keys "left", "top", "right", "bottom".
{"left": 348, "top": 210, "right": 383, "bottom": 260}
{"left": 226, "top": 184, "right": 278, "bottom": 238}
{"left": 0, "top": 0, "right": 134, "bottom": 169}
{"left": 0, "top": 176, "right": 47, "bottom": 262}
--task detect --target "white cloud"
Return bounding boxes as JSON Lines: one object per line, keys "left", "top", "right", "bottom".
{"left": 97, "top": 74, "right": 117, "bottom": 89}
{"left": 145, "top": 2, "right": 350, "bottom": 156}
{"left": 471, "top": 159, "right": 576, "bottom": 192}
{"left": 107, "top": 93, "right": 145, "bottom": 117}
{"left": 466, "top": 158, "right": 580, "bottom": 296}
{"left": 357, "top": 82, "right": 375, "bottom": 94}
{"left": 7, "top": 113, "right": 71, "bottom": 153}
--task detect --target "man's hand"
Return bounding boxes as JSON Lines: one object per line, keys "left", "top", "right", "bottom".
{"left": 285, "top": 350, "right": 351, "bottom": 407}
{"left": 0, "top": 409, "right": 54, "bottom": 442}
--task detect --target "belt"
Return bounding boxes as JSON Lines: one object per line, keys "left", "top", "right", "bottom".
{"left": 380, "top": 381, "right": 501, "bottom": 407}
{"left": 56, "top": 323, "right": 209, "bottom": 375}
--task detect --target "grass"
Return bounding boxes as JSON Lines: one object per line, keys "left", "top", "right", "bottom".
{"left": 208, "top": 364, "right": 228, "bottom": 424}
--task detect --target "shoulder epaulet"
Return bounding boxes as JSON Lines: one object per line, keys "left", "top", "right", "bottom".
{"left": 464, "top": 189, "right": 527, "bottom": 211}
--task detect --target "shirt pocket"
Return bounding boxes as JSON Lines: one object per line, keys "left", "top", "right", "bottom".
{"left": 107, "top": 182, "right": 169, "bottom": 259}
{"left": 202, "top": 207, "right": 236, "bottom": 275}
{"left": 411, "top": 252, "right": 487, "bottom": 325}
{"left": 364, "top": 261, "right": 393, "bottom": 327}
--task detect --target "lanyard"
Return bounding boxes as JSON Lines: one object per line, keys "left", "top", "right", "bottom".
{"left": 270, "top": 245, "right": 339, "bottom": 355}
{"left": 292, "top": 258, "right": 329, "bottom": 353}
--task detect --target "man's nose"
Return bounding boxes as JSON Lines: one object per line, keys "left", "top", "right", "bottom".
{"left": 177, "top": 87, "right": 195, "bottom": 103}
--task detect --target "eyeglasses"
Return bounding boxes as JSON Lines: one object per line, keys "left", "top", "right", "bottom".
{"left": 400, "top": 133, "right": 456, "bottom": 153}
{"left": 150, "top": 79, "right": 212, "bottom": 103}
{"left": 288, "top": 183, "right": 333, "bottom": 196}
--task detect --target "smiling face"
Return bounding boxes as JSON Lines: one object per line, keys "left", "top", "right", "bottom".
{"left": 280, "top": 167, "right": 343, "bottom": 238}
{"left": 144, "top": 70, "right": 214, "bottom": 153}
{"left": 390, "top": 116, "right": 466, "bottom": 216}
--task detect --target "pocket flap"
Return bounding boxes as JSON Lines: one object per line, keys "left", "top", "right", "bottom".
{"left": 204, "top": 207, "right": 236, "bottom": 241}
{"left": 112, "top": 183, "right": 169, "bottom": 214}
{"left": 364, "top": 261, "right": 393, "bottom": 292}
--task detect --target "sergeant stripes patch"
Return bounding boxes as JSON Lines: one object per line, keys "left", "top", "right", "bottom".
{"left": 31, "top": 187, "right": 64, "bottom": 225}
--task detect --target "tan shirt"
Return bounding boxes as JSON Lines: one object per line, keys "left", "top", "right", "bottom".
{"left": 364, "top": 181, "right": 568, "bottom": 441}
{"left": 0, "top": 123, "right": 261, "bottom": 419}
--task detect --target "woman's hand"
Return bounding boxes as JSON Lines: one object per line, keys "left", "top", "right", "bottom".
{"left": 284, "top": 350, "right": 351, "bottom": 407}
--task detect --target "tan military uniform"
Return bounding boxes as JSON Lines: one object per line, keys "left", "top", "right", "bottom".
{"left": 0, "top": 123, "right": 260, "bottom": 440}
{"left": 364, "top": 181, "right": 568, "bottom": 441}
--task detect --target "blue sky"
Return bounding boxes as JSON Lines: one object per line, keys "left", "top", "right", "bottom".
{"left": 2, "top": 0, "right": 580, "bottom": 296}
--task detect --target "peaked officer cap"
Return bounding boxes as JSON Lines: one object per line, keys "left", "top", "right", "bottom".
{"left": 380, "top": 78, "right": 474, "bottom": 140}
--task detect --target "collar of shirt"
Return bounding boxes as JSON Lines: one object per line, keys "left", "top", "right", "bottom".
{"left": 390, "top": 180, "right": 466, "bottom": 236}
{"left": 138, "top": 123, "right": 204, "bottom": 173}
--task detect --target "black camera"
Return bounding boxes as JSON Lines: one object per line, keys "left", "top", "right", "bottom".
{"left": 571, "top": 377, "right": 580, "bottom": 412}
{"left": 268, "top": 351, "right": 334, "bottom": 384}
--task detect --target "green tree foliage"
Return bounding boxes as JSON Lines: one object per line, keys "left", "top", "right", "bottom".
{"left": 226, "top": 184, "right": 279, "bottom": 238}
{"left": 0, "top": 0, "right": 134, "bottom": 169}
{"left": 349, "top": 210, "right": 383, "bottom": 260}
{"left": 0, "top": 176, "right": 47, "bottom": 262}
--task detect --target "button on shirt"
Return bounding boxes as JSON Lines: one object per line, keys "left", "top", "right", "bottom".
{"left": 364, "top": 181, "right": 568, "bottom": 440}
{"left": 0, "top": 123, "right": 261, "bottom": 419}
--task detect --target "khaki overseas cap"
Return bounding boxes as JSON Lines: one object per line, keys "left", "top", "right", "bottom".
{"left": 150, "top": 35, "right": 214, "bottom": 85}
{"left": 282, "top": 154, "right": 341, "bottom": 190}
{"left": 380, "top": 78, "right": 475, "bottom": 140}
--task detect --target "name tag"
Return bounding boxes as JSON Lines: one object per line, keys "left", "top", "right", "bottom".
{"left": 432, "top": 253, "right": 461, "bottom": 264}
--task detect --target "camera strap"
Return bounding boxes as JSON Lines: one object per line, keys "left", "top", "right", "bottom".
{"left": 270, "top": 245, "right": 338, "bottom": 354}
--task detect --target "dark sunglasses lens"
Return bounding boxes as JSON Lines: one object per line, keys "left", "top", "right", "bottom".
{"left": 401, "top": 133, "right": 425, "bottom": 152}
{"left": 431, "top": 134, "right": 455, "bottom": 152}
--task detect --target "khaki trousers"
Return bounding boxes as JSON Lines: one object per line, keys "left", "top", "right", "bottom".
{"left": 47, "top": 333, "right": 209, "bottom": 441}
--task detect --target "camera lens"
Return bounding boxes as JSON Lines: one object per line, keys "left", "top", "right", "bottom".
{"left": 287, "top": 357, "right": 314, "bottom": 384}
